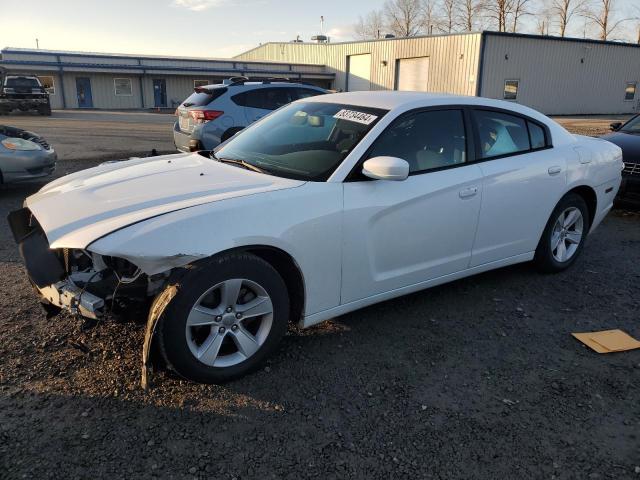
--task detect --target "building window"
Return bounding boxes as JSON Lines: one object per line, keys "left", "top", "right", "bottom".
{"left": 624, "top": 83, "right": 636, "bottom": 101}
{"left": 38, "top": 76, "right": 55, "bottom": 95}
{"left": 114, "top": 78, "right": 133, "bottom": 96}
{"left": 503, "top": 80, "right": 519, "bottom": 100}
{"left": 194, "top": 80, "right": 209, "bottom": 88}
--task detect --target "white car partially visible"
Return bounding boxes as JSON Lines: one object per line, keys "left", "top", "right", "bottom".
{"left": 9, "top": 92, "right": 622, "bottom": 384}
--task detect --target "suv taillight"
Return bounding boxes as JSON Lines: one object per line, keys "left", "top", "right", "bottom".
{"left": 189, "top": 110, "right": 224, "bottom": 124}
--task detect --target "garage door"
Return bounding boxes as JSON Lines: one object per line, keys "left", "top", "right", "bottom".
{"left": 396, "top": 57, "right": 430, "bottom": 92}
{"left": 347, "top": 54, "right": 371, "bottom": 92}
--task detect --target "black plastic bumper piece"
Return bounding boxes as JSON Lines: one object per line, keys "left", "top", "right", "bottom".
{"left": 8, "top": 208, "right": 65, "bottom": 288}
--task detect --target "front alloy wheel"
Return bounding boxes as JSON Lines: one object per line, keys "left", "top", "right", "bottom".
{"left": 185, "top": 279, "right": 274, "bottom": 368}
{"left": 157, "top": 252, "right": 289, "bottom": 383}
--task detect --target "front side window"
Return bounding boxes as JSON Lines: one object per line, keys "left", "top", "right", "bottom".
{"left": 215, "top": 101, "right": 387, "bottom": 181}
{"left": 504, "top": 80, "right": 519, "bottom": 100}
{"left": 625, "top": 83, "right": 636, "bottom": 101}
{"left": 366, "top": 109, "right": 467, "bottom": 174}
{"left": 474, "top": 110, "right": 530, "bottom": 159}
{"left": 114, "top": 78, "right": 132, "bottom": 96}
{"left": 38, "top": 76, "right": 55, "bottom": 94}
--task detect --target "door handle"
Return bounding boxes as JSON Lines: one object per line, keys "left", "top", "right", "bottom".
{"left": 548, "top": 166, "right": 562, "bottom": 175}
{"left": 459, "top": 186, "right": 478, "bottom": 199}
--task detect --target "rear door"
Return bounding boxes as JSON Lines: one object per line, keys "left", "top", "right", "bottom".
{"left": 469, "top": 109, "right": 567, "bottom": 266}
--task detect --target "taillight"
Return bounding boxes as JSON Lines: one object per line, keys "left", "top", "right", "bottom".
{"left": 189, "top": 110, "right": 224, "bottom": 123}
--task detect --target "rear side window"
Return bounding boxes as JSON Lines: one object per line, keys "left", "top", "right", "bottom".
{"left": 473, "top": 110, "right": 531, "bottom": 159}
{"left": 181, "top": 87, "right": 227, "bottom": 107}
{"left": 528, "top": 121, "right": 547, "bottom": 149}
{"left": 232, "top": 87, "right": 295, "bottom": 110}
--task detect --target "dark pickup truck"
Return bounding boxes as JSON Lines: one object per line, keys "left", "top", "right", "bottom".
{"left": 0, "top": 68, "right": 51, "bottom": 116}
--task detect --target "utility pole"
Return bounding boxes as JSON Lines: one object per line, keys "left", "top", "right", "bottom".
{"left": 36, "top": 38, "right": 39, "bottom": 49}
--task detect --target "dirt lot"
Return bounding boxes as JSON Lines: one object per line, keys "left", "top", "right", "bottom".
{"left": 0, "top": 113, "right": 639, "bottom": 479}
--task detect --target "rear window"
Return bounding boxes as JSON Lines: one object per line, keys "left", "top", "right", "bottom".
{"left": 5, "top": 77, "right": 40, "bottom": 88}
{"left": 181, "top": 87, "right": 227, "bottom": 108}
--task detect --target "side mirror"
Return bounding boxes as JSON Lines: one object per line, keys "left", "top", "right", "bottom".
{"left": 362, "top": 156, "right": 409, "bottom": 181}
{"left": 610, "top": 122, "right": 622, "bottom": 131}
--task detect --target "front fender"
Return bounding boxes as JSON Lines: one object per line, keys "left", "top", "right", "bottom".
{"left": 88, "top": 183, "right": 344, "bottom": 316}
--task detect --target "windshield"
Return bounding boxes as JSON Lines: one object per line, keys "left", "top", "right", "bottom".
{"left": 214, "top": 101, "right": 387, "bottom": 181}
{"left": 6, "top": 77, "right": 40, "bottom": 88}
{"left": 620, "top": 115, "right": 640, "bottom": 133}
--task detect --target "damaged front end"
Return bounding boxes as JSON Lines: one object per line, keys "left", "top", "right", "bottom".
{"left": 7, "top": 207, "right": 166, "bottom": 320}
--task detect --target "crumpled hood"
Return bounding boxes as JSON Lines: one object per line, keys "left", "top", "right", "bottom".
{"left": 26, "top": 152, "right": 304, "bottom": 249}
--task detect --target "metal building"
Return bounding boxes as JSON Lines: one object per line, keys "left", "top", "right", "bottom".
{"left": 0, "top": 47, "right": 334, "bottom": 110}
{"left": 235, "top": 31, "right": 640, "bottom": 115}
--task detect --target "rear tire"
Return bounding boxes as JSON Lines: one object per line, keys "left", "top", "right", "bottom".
{"left": 157, "top": 252, "right": 289, "bottom": 383}
{"left": 534, "top": 193, "right": 590, "bottom": 273}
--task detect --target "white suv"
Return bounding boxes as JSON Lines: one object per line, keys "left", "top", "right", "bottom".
{"left": 173, "top": 78, "right": 327, "bottom": 152}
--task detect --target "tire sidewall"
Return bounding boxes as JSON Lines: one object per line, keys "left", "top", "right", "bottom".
{"left": 159, "top": 253, "right": 289, "bottom": 383}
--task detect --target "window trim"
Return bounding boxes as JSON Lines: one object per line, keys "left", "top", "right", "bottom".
{"left": 503, "top": 79, "right": 519, "bottom": 101}
{"left": 624, "top": 82, "right": 636, "bottom": 101}
{"left": 468, "top": 107, "right": 553, "bottom": 163}
{"left": 113, "top": 77, "right": 133, "bottom": 97}
{"left": 37, "top": 75, "right": 55, "bottom": 95}
{"left": 346, "top": 105, "right": 476, "bottom": 181}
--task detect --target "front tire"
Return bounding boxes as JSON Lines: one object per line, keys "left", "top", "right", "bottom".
{"left": 534, "top": 193, "right": 590, "bottom": 273}
{"left": 157, "top": 252, "right": 289, "bottom": 383}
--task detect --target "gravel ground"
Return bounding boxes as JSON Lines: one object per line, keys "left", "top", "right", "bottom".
{"left": 0, "top": 116, "right": 639, "bottom": 479}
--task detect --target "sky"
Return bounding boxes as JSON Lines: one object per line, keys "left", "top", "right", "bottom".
{"left": 0, "top": 0, "right": 638, "bottom": 59}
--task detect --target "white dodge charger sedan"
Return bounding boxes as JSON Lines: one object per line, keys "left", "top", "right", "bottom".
{"left": 9, "top": 92, "right": 622, "bottom": 384}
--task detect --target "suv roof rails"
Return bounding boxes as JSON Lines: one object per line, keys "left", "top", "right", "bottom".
{"left": 224, "top": 76, "right": 296, "bottom": 87}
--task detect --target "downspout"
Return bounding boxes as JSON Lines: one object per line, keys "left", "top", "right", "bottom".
{"left": 56, "top": 54, "right": 67, "bottom": 109}
{"left": 137, "top": 58, "right": 145, "bottom": 109}
{"left": 476, "top": 32, "right": 487, "bottom": 97}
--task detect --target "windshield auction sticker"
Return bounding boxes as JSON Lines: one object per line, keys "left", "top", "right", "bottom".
{"left": 333, "top": 109, "right": 378, "bottom": 125}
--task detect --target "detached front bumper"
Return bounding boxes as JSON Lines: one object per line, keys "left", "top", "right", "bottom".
{"left": 7, "top": 208, "right": 105, "bottom": 319}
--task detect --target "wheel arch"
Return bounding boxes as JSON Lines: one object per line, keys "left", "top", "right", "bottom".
{"left": 567, "top": 185, "right": 597, "bottom": 228}
{"left": 195, "top": 245, "right": 306, "bottom": 325}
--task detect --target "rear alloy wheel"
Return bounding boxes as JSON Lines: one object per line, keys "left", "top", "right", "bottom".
{"left": 157, "top": 252, "right": 289, "bottom": 383}
{"left": 534, "top": 193, "right": 590, "bottom": 273}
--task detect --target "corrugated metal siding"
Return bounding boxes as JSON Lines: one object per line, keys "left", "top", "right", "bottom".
{"left": 235, "top": 34, "right": 483, "bottom": 95}
{"left": 480, "top": 34, "right": 640, "bottom": 115}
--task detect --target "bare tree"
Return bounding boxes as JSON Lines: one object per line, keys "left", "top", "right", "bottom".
{"left": 422, "top": 0, "right": 443, "bottom": 34}
{"left": 354, "top": 10, "right": 386, "bottom": 40}
{"left": 548, "top": 0, "right": 587, "bottom": 37}
{"left": 458, "top": 0, "right": 485, "bottom": 31}
{"left": 440, "top": 0, "right": 459, "bottom": 33}
{"left": 581, "top": 0, "right": 631, "bottom": 40}
{"left": 484, "top": 0, "right": 514, "bottom": 32}
{"left": 384, "top": 0, "right": 425, "bottom": 37}
{"left": 536, "top": 15, "right": 550, "bottom": 34}
{"left": 511, "top": 0, "right": 532, "bottom": 32}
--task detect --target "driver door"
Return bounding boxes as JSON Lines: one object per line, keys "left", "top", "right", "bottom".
{"left": 341, "top": 108, "right": 484, "bottom": 304}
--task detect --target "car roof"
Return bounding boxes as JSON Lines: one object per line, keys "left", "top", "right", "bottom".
{"left": 303, "top": 91, "right": 576, "bottom": 145}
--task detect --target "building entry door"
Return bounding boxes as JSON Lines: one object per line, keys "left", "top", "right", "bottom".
{"left": 153, "top": 79, "right": 167, "bottom": 108}
{"left": 75, "top": 77, "right": 93, "bottom": 108}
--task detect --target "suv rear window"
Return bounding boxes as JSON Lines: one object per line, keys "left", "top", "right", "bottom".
{"left": 5, "top": 77, "right": 40, "bottom": 88}
{"left": 181, "top": 87, "right": 228, "bottom": 108}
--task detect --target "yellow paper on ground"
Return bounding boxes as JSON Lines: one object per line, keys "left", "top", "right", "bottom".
{"left": 572, "top": 330, "right": 640, "bottom": 354}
